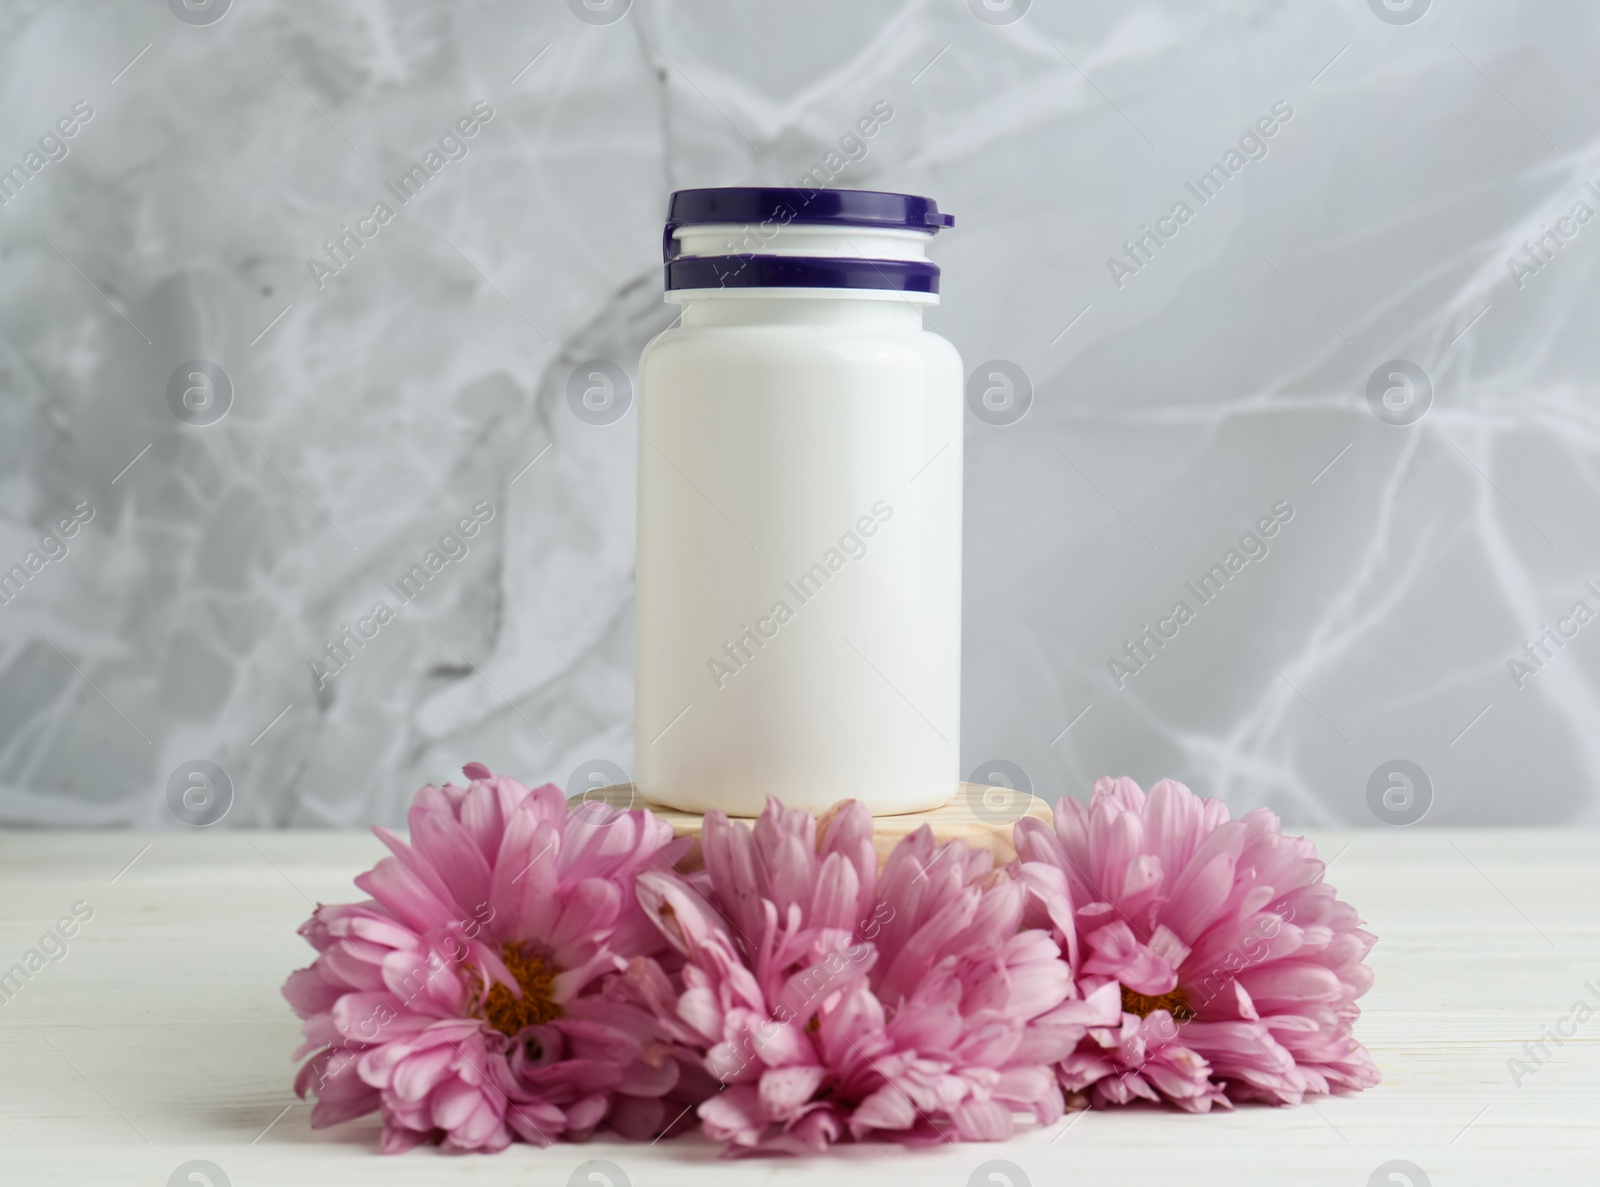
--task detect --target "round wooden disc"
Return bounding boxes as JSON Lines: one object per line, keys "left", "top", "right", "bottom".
{"left": 572, "top": 783, "right": 1052, "bottom": 871}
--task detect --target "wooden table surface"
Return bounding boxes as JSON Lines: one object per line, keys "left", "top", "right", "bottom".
{"left": 2, "top": 828, "right": 1596, "bottom": 1186}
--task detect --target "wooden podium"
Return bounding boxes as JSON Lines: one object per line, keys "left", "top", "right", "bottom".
{"left": 579, "top": 782, "right": 1052, "bottom": 871}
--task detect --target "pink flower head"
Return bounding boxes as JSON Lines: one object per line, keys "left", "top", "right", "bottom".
{"left": 283, "top": 763, "right": 696, "bottom": 1152}
{"left": 629, "top": 797, "right": 1082, "bottom": 1154}
{"left": 1014, "top": 776, "right": 1379, "bottom": 1111}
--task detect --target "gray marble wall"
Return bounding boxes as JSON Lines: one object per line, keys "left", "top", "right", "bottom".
{"left": 2, "top": 0, "right": 1596, "bottom": 828}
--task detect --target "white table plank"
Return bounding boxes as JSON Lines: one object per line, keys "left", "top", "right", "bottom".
{"left": 2, "top": 829, "right": 1596, "bottom": 1186}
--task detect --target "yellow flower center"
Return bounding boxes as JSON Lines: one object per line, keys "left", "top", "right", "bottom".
{"left": 1120, "top": 983, "right": 1195, "bottom": 1022}
{"left": 467, "top": 943, "right": 562, "bottom": 1036}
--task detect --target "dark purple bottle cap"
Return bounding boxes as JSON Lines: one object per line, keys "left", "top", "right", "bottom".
{"left": 662, "top": 187, "right": 952, "bottom": 293}
{"left": 666, "top": 188, "right": 952, "bottom": 252}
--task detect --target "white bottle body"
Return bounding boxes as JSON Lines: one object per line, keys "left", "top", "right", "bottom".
{"left": 635, "top": 293, "right": 963, "bottom": 815}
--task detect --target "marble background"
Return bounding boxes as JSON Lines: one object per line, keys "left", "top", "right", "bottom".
{"left": 1, "top": 0, "right": 1596, "bottom": 828}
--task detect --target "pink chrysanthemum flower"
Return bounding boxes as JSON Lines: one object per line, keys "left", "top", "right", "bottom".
{"left": 283, "top": 763, "right": 697, "bottom": 1152}
{"left": 626, "top": 797, "right": 1083, "bottom": 1154}
{"left": 1014, "top": 776, "right": 1379, "bottom": 1112}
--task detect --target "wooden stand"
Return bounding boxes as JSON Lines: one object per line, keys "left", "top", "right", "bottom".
{"left": 583, "top": 783, "right": 1051, "bottom": 871}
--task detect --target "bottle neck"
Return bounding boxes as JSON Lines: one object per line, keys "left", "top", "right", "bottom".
{"left": 666, "top": 222, "right": 939, "bottom": 328}
{"left": 674, "top": 294, "right": 928, "bottom": 330}
{"left": 673, "top": 222, "right": 935, "bottom": 261}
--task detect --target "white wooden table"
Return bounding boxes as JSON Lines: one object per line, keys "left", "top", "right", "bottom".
{"left": 2, "top": 828, "right": 1595, "bottom": 1186}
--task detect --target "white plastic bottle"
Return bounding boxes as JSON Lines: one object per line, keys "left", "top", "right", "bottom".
{"left": 635, "top": 188, "right": 962, "bottom": 816}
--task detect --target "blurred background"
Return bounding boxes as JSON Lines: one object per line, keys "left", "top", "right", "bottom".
{"left": 2, "top": 0, "right": 1596, "bottom": 829}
